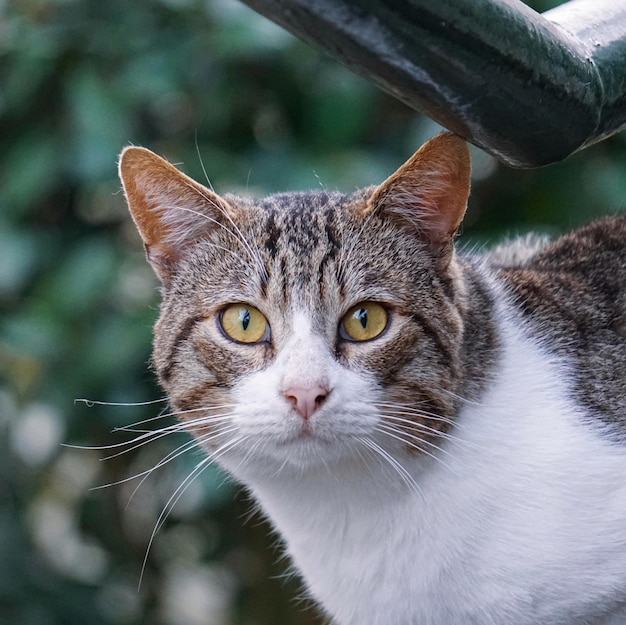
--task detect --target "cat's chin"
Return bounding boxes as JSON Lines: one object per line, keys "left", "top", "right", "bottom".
{"left": 218, "top": 425, "right": 366, "bottom": 476}
{"left": 275, "top": 429, "right": 352, "bottom": 466}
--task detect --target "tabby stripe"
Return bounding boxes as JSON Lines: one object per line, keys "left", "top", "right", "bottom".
{"left": 176, "top": 380, "right": 225, "bottom": 414}
{"left": 160, "top": 315, "right": 203, "bottom": 382}
{"left": 279, "top": 257, "right": 289, "bottom": 305}
{"left": 410, "top": 311, "right": 454, "bottom": 367}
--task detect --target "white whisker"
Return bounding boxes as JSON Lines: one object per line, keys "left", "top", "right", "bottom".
{"left": 138, "top": 454, "right": 212, "bottom": 589}
{"left": 374, "top": 424, "right": 454, "bottom": 472}
{"left": 375, "top": 402, "right": 461, "bottom": 430}
{"left": 90, "top": 426, "right": 238, "bottom": 493}
{"left": 112, "top": 403, "right": 235, "bottom": 432}
{"left": 123, "top": 426, "right": 239, "bottom": 507}
{"left": 138, "top": 433, "right": 248, "bottom": 589}
{"left": 194, "top": 136, "right": 215, "bottom": 192}
{"left": 438, "top": 386, "right": 484, "bottom": 407}
{"left": 75, "top": 397, "right": 168, "bottom": 408}
{"left": 98, "top": 417, "right": 220, "bottom": 460}
{"left": 160, "top": 201, "right": 258, "bottom": 272}
{"left": 67, "top": 410, "right": 233, "bottom": 458}
{"left": 359, "top": 437, "right": 423, "bottom": 500}
{"left": 379, "top": 413, "right": 469, "bottom": 447}
{"left": 115, "top": 413, "right": 234, "bottom": 437}
{"left": 232, "top": 436, "right": 265, "bottom": 475}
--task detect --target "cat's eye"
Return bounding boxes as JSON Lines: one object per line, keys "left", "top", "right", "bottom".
{"left": 339, "top": 302, "right": 388, "bottom": 342}
{"left": 219, "top": 304, "right": 270, "bottom": 344}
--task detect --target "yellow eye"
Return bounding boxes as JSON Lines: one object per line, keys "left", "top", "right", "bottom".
{"left": 220, "top": 304, "right": 269, "bottom": 344}
{"left": 340, "top": 302, "right": 388, "bottom": 342}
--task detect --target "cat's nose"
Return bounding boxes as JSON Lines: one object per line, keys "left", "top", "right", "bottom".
{"left": 283, "top": 385, "right": 330, "bottom": 420}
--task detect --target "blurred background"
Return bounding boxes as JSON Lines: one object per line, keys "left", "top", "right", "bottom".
{"left": 1, "top": 0, "right": 625, "bottom": 624}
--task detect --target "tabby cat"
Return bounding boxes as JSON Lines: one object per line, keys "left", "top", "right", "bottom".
{"left": 118, "top": 133, "right": 626, "bottom": 625}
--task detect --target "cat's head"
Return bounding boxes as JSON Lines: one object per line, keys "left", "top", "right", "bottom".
{"left": 118, "top": 134, "right": 471, "bottom": 478}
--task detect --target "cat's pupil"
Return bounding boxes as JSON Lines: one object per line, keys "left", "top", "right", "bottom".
{"left": 357, "top": 308, "right": 368, "bottom": 329}
{"left": 240, "top": 309, "right": 251, "bottom": 331}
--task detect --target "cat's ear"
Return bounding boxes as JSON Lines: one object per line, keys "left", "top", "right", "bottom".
{"left": 118, "top": 146, "right": 234, "bottom": 283}
{"left": 367, "top": 132, "right": 471, "bottom": 244}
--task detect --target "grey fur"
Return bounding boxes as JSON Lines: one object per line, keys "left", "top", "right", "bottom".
{"left": 485, "top": 232, "right": 551, "bottom": 268}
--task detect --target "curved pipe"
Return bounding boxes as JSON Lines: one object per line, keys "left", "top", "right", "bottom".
{"left": 239, "top": 0, "right": 626, "bottom": 167}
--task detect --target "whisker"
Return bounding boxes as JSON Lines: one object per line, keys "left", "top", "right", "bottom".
{"left": 75, "top": 397, "right": 168, "bottom": 408}
{"left": 123, "top": 426, "right": 239, "bottom": 507}
{"left": 358, "top": 437, "right": 423, "bottom": 500}
{"left": 377, "top": 421, "right": 453, "bottom": 454}
{"left": 232, "top": 436, "right": 265, "bottom": 475}
{"left": 90, "top": 426, "right": 238, "bottom": 492}
{"left": 137, "top": 433, "right": 249, "bottom": 590}
{"left": 92, "top": 439, "right": 200, "bottom": 491}
{"left": 444, "top": 392, "right": 481, "bottom": 407}
{"left": 379, "top": 413, "right": 470, "bottom": 446}
{"left": 207, "top": 433, "right": 249, "bottom": 465}
{"left": 162, "top": 202, "right": 260, "bottom": 272}
{"left": 152, "top": 434, "right": 246, "bottom": 535}
{"left": 62, "top": 428, "right": 183, "bottom": 453}
{"left": 194, "top": 135, "right": 215, "bottom": 192}
{"left": 102, "top": 413, "right": 235, "bottom": 460}
{"left": 374, "top": 424, "right": 454, "bottom": 472}
{"left": 437, "top": 386, "right": 485, "bottom": 407}
{"left": 312, "top": 170, "right": 327, "bottom": 191}
{"left": 138, "top": 454, "right": 211, "bottom": 589}
{"left": 65, "top": 411, "right": 233, "bottom": 458}
{"left": 116, "top": 413, "right": 234, "bottom": 437}
{"left": 112, "top": 403, "right": 234, "bottom": 432}
{"left": 378, "top": 411, "right": 485, "bottom": 457}
{"left": 374, "top": 402, "right": 462, "bottom": 430}
{"left": 75, "top": 397, "right": 235, "bottom": 434}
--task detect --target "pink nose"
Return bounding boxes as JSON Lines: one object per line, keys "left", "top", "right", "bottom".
{"left": 283, "top": 385, "right": 330, "bottom": 420}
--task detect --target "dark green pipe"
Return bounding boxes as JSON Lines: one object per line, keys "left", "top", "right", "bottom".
{"left": 238, "top": 0, "right": 626, "bottom": 167}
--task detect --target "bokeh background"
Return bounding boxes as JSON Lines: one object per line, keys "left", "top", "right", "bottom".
{"left": 1, "top": 1, "right": 625, "bottom": 624}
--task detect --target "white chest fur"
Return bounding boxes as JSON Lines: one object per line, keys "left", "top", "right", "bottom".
{"left": 228, "top": 311, "right": 626, "bottom": 625}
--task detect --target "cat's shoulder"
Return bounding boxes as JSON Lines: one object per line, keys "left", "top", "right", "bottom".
{"left": 484, "top": 213, "right": 626, "bottom": 271}
{"left": 482, "top": 232, "right": 551, "bottom": 269}
{"left": 521, "top": 212, "right": 626, "bottom": 275}
{"left": 494, "top": 213, "right": 626, "bottom": 319}
{"left": 489, "top": 213, "right": 626, "bottom": 432}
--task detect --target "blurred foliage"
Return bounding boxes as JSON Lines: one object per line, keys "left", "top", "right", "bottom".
{"left": 0, "top": 0, "right": 625, "bottom": 624}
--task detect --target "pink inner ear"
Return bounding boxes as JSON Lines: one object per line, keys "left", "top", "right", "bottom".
{"left": 118, "top": 146, "right": 234, "bottom": 282}
{"left": 368, "top": 133, "right": 471, "bottom": 242}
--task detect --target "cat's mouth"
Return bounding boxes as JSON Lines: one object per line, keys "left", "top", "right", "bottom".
{"left": 278, "top": 420, "right": 323, "bottom": 445}
{"left": 266, "top": 417, "right": 351, "bottom": 460}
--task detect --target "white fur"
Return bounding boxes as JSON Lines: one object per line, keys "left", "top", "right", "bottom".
{"left": 213, "top": 303, "right": 626, "bottom": 625}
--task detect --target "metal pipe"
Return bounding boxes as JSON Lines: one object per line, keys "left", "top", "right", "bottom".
{"left": 239, "top": 0, "right": 626, "bottom": 167}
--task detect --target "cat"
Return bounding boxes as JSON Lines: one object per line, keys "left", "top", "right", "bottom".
{"left": 118, "top": 133, "right": 626, "bottom": 625}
